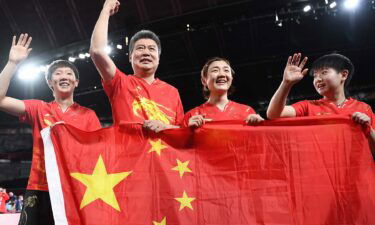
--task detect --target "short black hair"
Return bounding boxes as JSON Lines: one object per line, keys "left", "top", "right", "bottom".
{"left": 129, "top": 30, "right": 161, "bottom": 56}
{"left": 45, "top": 60, "right": 79, "bottom": 81}
{"left": 309, "top": 53, "right": 354, "bottom": 89}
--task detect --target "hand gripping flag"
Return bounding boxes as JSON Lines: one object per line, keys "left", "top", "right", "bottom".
{"left": 42, "top": 116, "right": 375, "bottom": 225}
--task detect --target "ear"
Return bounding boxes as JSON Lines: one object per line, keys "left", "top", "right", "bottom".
{"left": 47, "top": 79, "right": 54, "bottom": 90}
{"left": 340, "top": 69, "right": 349, "bottom": 81}
{"left": 75, "top": 79, "right": 79, "bottom": 88}
{"left": 201, "top": 76, "right": 207, "bottom": 87}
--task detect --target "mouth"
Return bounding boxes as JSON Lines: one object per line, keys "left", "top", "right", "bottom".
{"left": 316, "top": 83, "right": 325, "bottom": 90}
{"left": 215, "top": 78, "right": 228, "bottom": 85}
{"left": 58, "top": 81, "right": 71, "bottom": 88}
{"left": 140, "top": 58, "right": 152, "bottom": 63}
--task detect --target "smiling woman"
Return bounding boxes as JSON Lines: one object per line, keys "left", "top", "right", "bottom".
{"left": 182, "top": 57, "right": 264, "bottom": 128}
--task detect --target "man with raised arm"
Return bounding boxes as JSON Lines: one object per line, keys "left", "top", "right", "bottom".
{"left": 90, "top": 0, "right": 184, "bottom": 132}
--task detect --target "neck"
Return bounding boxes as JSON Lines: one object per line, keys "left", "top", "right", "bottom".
{"left": 54, "top": 95, "right": 74, "bottom": 112}
{"left": 207, "top": 92, "right": 229, "bottom": 110}
{"left": 135, "top": 70, "right": 156, "bottom": 84}
{"left": 323, "top": 90, "right": 346, "bottom": 105}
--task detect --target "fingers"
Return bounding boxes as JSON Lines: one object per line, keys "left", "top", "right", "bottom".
{"left": 20, "top": 33, "right": 28, "bottom": 46}
{"left": 301, "top": 68, "right": 309, "bottom": 76}
{"left": 188, "top": 115, "right": 209, "bottom": 128}
{"left": 25, "top": 36, "right": 32, "bottom": 49}
{"left": 12, "top": 36, "right": 16, "bottom": 46}
{"left": 299, "top": 57, "right": 308, "bottom": 69}
{"left": 352, "top": 112, "right": 371, "bottom": 125}
{"left": 143, "top": 120, "right": 166, "bottom": 133}
{"left": 16, "top": 34, "right": 24, "bottom": 45}
{"left": 289, "top": 53, "right": 307, "bottom": 68}
{"left": 246, "top": 114, "right": 264, "bottom": 125}
{"left": 286, "top": 56, "right": 292, "bottom": 66}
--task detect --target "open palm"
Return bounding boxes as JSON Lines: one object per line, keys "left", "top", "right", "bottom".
{"left": 9, "top": 34, "right": 32, "bottom": 64}
{"left": 283, "top": 53, "right": 308, "bottom": 85}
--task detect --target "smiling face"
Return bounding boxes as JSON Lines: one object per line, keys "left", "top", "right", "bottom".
{"left": 313, "top": 67, "right": 347, "bottom": 97}
{"left": 48, "top": 67, "right": 79, "bottom": 97}
{"left": 202, "top": 60, "right": 233, "bottom": 96}
{"left": 129, "top": 38, "right": 160, "bottom": 76}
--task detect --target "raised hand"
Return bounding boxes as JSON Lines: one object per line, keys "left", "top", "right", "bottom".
{"left": 103, "top": 0, "right": 120, "bottom": 16}
{"left": 283, "top": 53, "right": 308, "bottom": 85}
{"left": 8, "top": 34, "right": 32, "bottom": 65}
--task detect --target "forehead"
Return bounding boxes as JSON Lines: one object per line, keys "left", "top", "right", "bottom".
{"left": 53, "top": 67, "right": 74, "bottom": 73}
{"left": 134, "top": 38, "right": 158, "bottom": 47}
{"left": 208, "top": 60, "right": 230, "bottom": 69}
{"left": 313, "top": 67, "right": 336, "bottom": 74}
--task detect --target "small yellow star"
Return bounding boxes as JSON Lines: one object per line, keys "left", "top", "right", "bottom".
{"left": 172, "top": 159, "right": 192, "bottom": 178}
{"left": 153, "top": 216, "right": 166, "bottom": 225}
{"left": 175, "top": 191, "right": 195, "bottom": 211}
{"left": 70, "top": 155, "right": 132, "bottom": 211}
{"left": 148, "top": 139, "right": 167, "bottom": 156}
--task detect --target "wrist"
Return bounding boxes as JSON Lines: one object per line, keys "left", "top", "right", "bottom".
{"left": 6, "top": 60, "right": 19, "bottom": 67}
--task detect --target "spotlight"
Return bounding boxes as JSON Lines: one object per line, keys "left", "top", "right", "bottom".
{"left": 85, "top": 53, "right": 90, "bottom": 58}
{"left": 325, "top": 0, "right": 329, "bottom": 4}
{"left": 68, "top": 57, "right": 76, "bottom": 62}
{"left": 105, "top": 46, "right": 112, "bottom": 54}
{"left": 303, "top": 5, "right": 312, "bottom": 12}
{"left": 18, "top": 64, "right": 40, "bottom": 81}
{"left": 116, "top": 44, "right": 123, "bottom": 49}
{"left": 125, "top": 36, "right": 129, "bottom": 46}
{"left": 79, "top": 53, "right": 85, "bottom": 59}
{"left": 275, "top": 11, "right": 282, "bottom": 27}
{"left": 329, "top": 1, "right": 337, "bottom": 8}
{"left": 344, "top": 0, "right": 360, "bottom": 9}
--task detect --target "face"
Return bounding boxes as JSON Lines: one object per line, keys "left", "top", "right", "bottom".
{"left": 313, "top": 67, "right": 347, "bottom": 96}
{"left": 48, "top": 67, "right": 79, "bottom": 96}
{"left": 129, "top": 38, "right": 160, "bottom": 75}
{"left": 202, "top": 60, "right": 233, "bottom": 95}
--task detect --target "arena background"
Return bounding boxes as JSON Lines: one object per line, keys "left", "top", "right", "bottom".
{"left": 0, "top": 0, "right": 375, "bottom": 193}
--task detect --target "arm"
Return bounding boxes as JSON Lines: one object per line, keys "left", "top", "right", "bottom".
{"left": 89, "top": 0, "right": 120, "bottom": 82}
{"left": 0, "top": 34, "right": 32, "bottom": 117}
{"left": 267, "top": 53, "right": 308, "bottom": 119}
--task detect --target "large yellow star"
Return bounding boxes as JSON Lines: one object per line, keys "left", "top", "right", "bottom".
{"left": 175, "top": 191, "right": 195, "bottom": 211}
{"left": 148, "top": 139, "right": 167, "bottom": 156}
{"left": 172, "top": 159, "right": 192, "bottom": 178}
{"left": 70, "top": 155, "right": 132, "bottom": 211}
{"left": 153, "top": 217, "right": 166, "bottom": 225}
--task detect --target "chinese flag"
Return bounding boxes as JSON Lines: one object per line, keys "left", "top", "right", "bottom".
{"left": 42, "top": 116, "right": 375, "bottom": 225}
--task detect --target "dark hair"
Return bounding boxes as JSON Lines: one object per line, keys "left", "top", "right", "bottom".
{"left": 309, "top": 53, "right": 354, "bottom": 96}
{"left": 129, "top": 30, "right": 161, "bottom": 56}
{"left": 45, "top": 60, "right": 79, "bottom": 81}
{"left": 201, "top": 57, "right": 235, "bottom": 100}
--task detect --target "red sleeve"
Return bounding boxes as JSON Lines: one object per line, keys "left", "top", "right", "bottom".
{"left": 291, "top": 100, "right": 309, "bottom": 117}
{"left": 19, "top": 100, "right": 43, "bottom": 124}
{"left": 181, "top": 111, "right": 193, "bottom": 128}
{"left": 181, "top": 107, "right": 201, "bottom": 128}
{"left": 174, "top": 91, "right": 185, "bottom": 126}
{"left": 102, "top": 68, "right": 128, "bottom": 100}
{"left": 362, "top": 104, "right": 375, "bottom": 129}
{"left": 246, "top": 106, "right": 256, "bottom": 115}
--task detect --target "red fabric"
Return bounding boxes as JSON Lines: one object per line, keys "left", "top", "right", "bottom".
{"left": 182, "top": 101, "right": 255, "bottom": 127}
{"left": 0, "top": 192, "right": 9, "bottom": 213}
{"left": 46, "top": 116, "right": 375, "bottom": 225}
{"left": 20, "top": 100, "right": 101, "bottom": 191}
{"left": 292, "top": 98, "right": 375, "bottom": 128}
{"left": 102, "top": 68, "right": 184, "bottom": 126}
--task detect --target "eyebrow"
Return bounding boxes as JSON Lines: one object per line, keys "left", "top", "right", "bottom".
{"left": 210, "top": 66, "right": 230, "bottom": 69}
